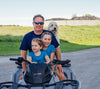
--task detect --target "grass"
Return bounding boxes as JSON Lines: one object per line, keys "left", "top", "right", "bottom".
{"left": 0, "top": 25, "right": 100, "bottom": 55}
{"left": 59, "top": 25, "right": 100, "bottom": 45}
{"left": 60, "top": 39, "right": 100, "bottom": 52}
{"left": 0, "top": 42, "right": 21, "bottom": 55}
{"left": 0, "top": 25, "right": 32, "bottom": 36}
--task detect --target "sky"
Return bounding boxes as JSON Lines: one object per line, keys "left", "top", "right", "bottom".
{"left": 0, "top": 0, "right": 100, "bottom": 26}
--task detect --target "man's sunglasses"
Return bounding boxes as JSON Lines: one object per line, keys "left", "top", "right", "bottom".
{"left": 34, "top": 22, "right": 44, "bottom": 25}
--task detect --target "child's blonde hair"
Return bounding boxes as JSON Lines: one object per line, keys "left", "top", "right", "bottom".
{"left": 32, "top": 38, "right": 43, "bottom": 47}
{"left": 41, "top": 32, "right": 52, "bottom": 39}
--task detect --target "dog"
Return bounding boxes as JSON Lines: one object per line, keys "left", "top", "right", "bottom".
{"left": 48, "top": 21, "right": 60, "bottom": 44}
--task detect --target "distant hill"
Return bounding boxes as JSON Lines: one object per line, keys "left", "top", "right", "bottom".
{"left": 46, "top": 18, "right": 69, "bottom": 21}
{"left": 46, "top": 15, "right": 100, "bottom": 21}
{"left": 71, "top": 15, "right": 100, "bottom": 20}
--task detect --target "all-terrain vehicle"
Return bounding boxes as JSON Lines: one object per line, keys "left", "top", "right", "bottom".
{"left": 0, "top": 57, "right": 80, "bottom": 89}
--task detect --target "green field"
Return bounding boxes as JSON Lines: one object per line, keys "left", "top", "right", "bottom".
{"left": 0, "top": 25, "right": 100, "bottom": 55}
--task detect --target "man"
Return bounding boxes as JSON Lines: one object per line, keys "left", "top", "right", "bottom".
{"left": 20, "top": 14, "right": 65, "bottom": 80}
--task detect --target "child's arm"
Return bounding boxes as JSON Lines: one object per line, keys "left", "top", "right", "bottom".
{"left": 50, "top": 52, "right": 55, "bottom": 71}
{"left": 28, "top": 56, "right": 32, "bottom": 63}
{"left": 28, "top": 56, "right": 37, "bottom": 63}
{"left": 50, "top": 52, "right": 55, "bottom": 61}
{"left": 45, "top": 55, "right": 50, "bottom": 64}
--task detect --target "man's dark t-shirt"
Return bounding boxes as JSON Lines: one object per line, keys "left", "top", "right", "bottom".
{"left": 20, "top": 30, "right": 59, "bottom": 52}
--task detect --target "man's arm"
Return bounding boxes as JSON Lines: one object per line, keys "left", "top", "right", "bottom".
{"left": 55, "top": 47, "right": 63, "bottom": 73}
{"left": 55, "top": 47, "right": 61, "bottom": 60}
{"left": 21, "top": 50, "right": 27, "bottom": 72}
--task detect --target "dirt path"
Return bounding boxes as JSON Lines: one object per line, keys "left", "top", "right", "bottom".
{"left": 0, "top": 47, "right": 100, "bottom": 89}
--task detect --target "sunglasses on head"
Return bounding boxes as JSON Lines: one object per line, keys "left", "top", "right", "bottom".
{"left": 34, "top": 22, "right": 44, "bottom": 25}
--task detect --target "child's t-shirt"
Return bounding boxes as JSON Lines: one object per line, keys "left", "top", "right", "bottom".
{"left": 28, "top": 51, "right": 47, "bottom": 63}
{"left": 43, "top": 45, "right": 56, "bottom": 58}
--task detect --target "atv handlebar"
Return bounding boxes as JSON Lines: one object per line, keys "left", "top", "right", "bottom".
{"left": 9, "top": 57, "right": 71, "bottom": 65}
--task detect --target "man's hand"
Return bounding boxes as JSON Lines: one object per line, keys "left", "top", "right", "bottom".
{"left": 55, "top": 64, "right": 63, "bottom": 73}
{"left": 20, "top": 50, "right": 27, "bottom": 80}
{"left": 19, "top": 72, "right": 24, "bottom": 80}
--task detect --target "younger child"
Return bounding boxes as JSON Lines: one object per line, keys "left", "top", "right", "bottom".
{"left": 28, "top": 38, "right": 50, "bottom": 64}
{"left": 19, "top": 38, "right": 50, "bottom": 84}
{"left": 41, "top": 32, "right": 65, "bottom": 81}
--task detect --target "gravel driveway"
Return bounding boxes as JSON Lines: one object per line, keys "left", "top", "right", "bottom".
{"left": 0, "top": 47, "right": 100, "bottom": 89}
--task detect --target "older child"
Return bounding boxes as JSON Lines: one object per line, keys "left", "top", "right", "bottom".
{"left": 41, "top": 32, "right": 65, "bottom": 81}
{"left": 28, "top": 38, "right": 50, "bottom": 64}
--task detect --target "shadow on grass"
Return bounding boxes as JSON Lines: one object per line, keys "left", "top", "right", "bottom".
{"left": 0, "top": 35, "right": 23, "bottom": 42}
{"left": 60, "top": 39, "right": 100, "bottom": 52}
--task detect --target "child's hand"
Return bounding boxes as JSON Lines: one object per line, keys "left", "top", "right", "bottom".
{"left": 19, "top": 72, "right": 24, "bottom": 80}
{"left": 44, "top": 62, "right": 48, "bottom": 64}
{"left": 32, "top": 62, "right": 37, "bottom": 64}
{"left": 46, "top": 62, "right": 50, "bottom": 64}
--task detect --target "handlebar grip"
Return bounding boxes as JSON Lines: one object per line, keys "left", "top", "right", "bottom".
{"left": 9, "top": 57, "right": 31, "bottom": 64}
{"left": 9, "top": 58, "right": 18, "bottom": 61}
{"left": 53, "top": 59, "right": 71, "bottom": 65}
{"left": 9, "top": 57, "right": 24, "bottom": 62}
{"left": 60, "top": 60, "right": 71, "bottom": 65}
